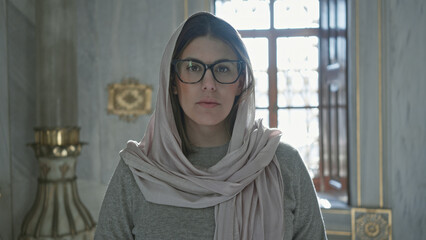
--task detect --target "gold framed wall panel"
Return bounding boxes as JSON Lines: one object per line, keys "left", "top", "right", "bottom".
{"left": 355, "top": 0, "right": 384, "bottom": 207}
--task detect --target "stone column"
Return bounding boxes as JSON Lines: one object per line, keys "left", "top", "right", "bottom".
{"left": 20, "top": 1, "right": 95, "bottom": 239}
{"left": 35, "top": 0, "right": 77, "bottom": 127}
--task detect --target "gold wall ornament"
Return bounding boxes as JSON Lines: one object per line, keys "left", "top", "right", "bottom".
{"left": 352, "top": 208, "right": 392, "bottom": 240}
{"left": 108, "top": 77, "right": 153, "bottom": 122}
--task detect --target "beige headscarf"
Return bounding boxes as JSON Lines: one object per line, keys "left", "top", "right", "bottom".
{"left": 121, "top": 13, "right": 284, "bottom": 239}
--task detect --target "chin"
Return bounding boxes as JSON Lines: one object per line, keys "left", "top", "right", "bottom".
{"left": 194, "top": 119, "right": 225, "bottom": 127}
{"left": 188, "top": 115, "right": 227, "bottom": 128}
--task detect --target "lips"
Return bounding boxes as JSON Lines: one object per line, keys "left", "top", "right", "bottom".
{"left": 197, "top": 100, "right": 220, "bottom": 108}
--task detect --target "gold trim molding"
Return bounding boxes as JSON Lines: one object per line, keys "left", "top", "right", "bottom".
{"left": 327, "top": 230, "right": 351, "bottom": 236}
{"left": 351, "top": 208, "right": 392, "bottom": 240}
{"left": 322, "top": 209, "right": 351, "bottom": 215}
{"left": 377, "top": 0, "right": 384, "bottom": 208}
{"left": 355, "top": 0, "right": 362, "bottom": 206}
{"left": 108, "top": 77, "right": 152, "bottom": 122}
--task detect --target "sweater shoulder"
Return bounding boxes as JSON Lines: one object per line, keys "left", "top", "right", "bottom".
{"left": 275, "top": 142, "right": 304, "bottom": 171}
{"left": 276, "top": 141, "right": 299, "bottom": 158}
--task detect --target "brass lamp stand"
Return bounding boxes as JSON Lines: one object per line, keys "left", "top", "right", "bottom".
{"left": 19, "top": 127, "right": 95, "bottom": 240}
{"left": 19, "top": 1, "right": 96, "bottom": 239}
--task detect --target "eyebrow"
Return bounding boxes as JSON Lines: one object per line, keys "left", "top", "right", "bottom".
{"left": 180, "top": 57, "right": 238, "bottom": 64}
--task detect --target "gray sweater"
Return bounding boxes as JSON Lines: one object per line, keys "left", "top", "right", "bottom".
{"left": 95, "top": 142, "right": 327, "bottom": 240}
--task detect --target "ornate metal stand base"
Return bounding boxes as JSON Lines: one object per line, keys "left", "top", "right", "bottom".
{"left": 20, "top": 128, "right": 96, "bottom": 240}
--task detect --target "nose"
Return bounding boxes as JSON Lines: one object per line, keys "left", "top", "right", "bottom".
{"left": 201, "top": 68, "right": 217, "bottom": 91}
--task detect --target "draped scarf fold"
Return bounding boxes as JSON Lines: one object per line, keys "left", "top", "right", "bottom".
{"left": 120, "top": 13, "right": 285, "bottom": 240}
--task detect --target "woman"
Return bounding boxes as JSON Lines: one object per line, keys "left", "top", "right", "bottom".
{"left": 95, "top": 12, "right": 327, "bottom": 240}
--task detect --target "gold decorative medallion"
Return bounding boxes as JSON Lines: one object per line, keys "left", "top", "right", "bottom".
{"left": 108, "top": 78, "right": 153, "bottom": 122}
{"left": 352, "top": 208, "right": 392, "bottom": 240}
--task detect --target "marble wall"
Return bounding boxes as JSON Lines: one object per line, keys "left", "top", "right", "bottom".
{"left": 75, "top": 0, "right": 210, "bottom": 220}
{"left": 4, "top": 0, "right": 38, "bottom": 239}
{"left": 76, "top": 0, "right": 184, "bottom": 186}
{"left": 0, "top": 0, "right": 209, "bottom": 239}
{"left": 0, "top": 0, "right": 12, "bottom": 239}
{"left": 384, "top": 0, "right": 426, "bottom": 238}
{"left": 344, "top": 0, "right": 426, "bottom": 239}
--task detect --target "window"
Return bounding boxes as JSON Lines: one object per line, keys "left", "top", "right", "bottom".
{"left": 215, "top": 0, "right": 348, "bottom": 205}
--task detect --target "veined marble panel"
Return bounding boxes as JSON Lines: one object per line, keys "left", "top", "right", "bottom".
{"left": 76, "top": 0, "right": 102, "bottom": 185}
{"left": 0, "top": 0, "right": 12, "bottom": 239}
{"left": 385, "top": 0, "right": 426, "bottom": 239}
{"left": 357, "top": 0, "right": 381, "bottom": 207}
{"left": 76, "top": 0, "right": 183, "bottom": 186}
{"left": 7, "top": 1, "right": 38, "bottom": 239}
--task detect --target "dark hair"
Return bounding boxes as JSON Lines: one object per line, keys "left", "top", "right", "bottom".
{"left": 169, "top": 12, "right": 255, "bottom": 155}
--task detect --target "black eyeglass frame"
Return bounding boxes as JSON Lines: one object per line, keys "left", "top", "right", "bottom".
{"left": 171, "top": 59, "right": 245, "bottom": 84}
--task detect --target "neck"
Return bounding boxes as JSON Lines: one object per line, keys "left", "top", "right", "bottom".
{"left": 185, "top": 120, "right": 230, "bottom": 148}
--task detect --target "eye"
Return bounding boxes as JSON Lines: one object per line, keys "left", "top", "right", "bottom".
{"left": 215, "top": 64, "right": 230, "bottom": 73}
{"left": 186, "top": 61, "right": 202, "bottom": 72}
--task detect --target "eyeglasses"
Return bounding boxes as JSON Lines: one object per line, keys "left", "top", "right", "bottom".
{"left": 172, "top": 59, "right": 245, "bottom": 84}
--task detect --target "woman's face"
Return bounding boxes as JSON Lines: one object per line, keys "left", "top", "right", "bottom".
{"left": 174, "top": 36, "right": 242, "bottom": 130}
